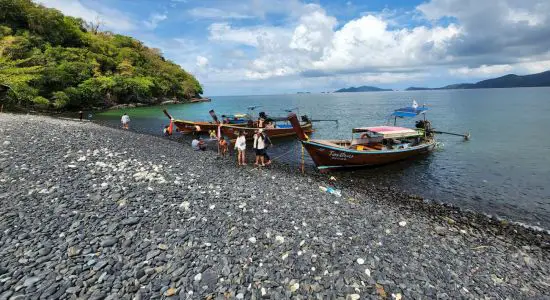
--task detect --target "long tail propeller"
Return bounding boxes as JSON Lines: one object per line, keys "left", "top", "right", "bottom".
{"left": 431, "top": 130, "right": 470, "bottom": 141}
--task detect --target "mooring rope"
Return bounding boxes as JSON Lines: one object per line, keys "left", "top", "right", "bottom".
{"left": 270, "top": 147, "right": 296, "bottom": 161}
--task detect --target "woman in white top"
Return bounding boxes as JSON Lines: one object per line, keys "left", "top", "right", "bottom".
{"left": 235, "top": 131, "right": 247, "bottom": 166}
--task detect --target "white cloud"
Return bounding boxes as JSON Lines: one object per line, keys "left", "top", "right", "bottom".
{"left": 417, "top": 0, "right": 550, "bottom": 60}
{"left": 37, "top": 0, "right": 136, "bottom": 31}
{"left": 188, "top": 7, "right": 254, "bottom": 20}
{"left": 289, "top": 9, "right": 337, "bottom": 54}
{"left": 450, "top": 64, "right": 514, "bottom": 77}
{"left": 202, "top": 0, "right": 550, "bottom": 91}
{"left": 208, "top": 23, "right": 291, "bottom": 48}
{"left": 312, "top": 15, "right": 461, "bottom": 72}
{"left": 115, "top": 0, "right": 550, "bottom": 94}
{"left": 516, "top": 59, "right": 550, "bottom": 73}
{"left": 207, "top": 8, "right": 460, "bottom": 81}
{"left": 196, "top": 56, "right": 209, "bottom": 67}
{"left": 144, "top": 13, "right": 168, "bottom": 30}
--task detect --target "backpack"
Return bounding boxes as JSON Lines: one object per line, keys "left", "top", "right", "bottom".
{"left": 263, "top": 134, "right": 272, "bottom": 147}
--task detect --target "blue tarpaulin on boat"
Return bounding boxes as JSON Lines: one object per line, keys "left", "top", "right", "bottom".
{"left": 391, "top": 106, "right": 428, "bottom": 118}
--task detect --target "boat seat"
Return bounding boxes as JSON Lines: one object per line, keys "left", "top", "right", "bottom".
{"left": 354, "top": 145, "right": 378, "bottom": 151}
{"left": 351, "top": 138, "right": 370, "bottom": 145}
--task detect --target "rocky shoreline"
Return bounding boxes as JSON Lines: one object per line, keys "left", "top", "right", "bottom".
{"left": 1, "top": 113, "right": 549, "bottom": 299}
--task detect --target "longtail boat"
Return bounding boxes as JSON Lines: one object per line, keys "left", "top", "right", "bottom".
{"left": 163, "top": 109, "right": 248, "bottom": 134}
{"left": 287, "top": 103, "right": 437, "bottom": 171}
{"left": 221, "top": 115, "right": 313, "bottom": 140}
{"left": 189, "top": 97, "right": 211, "bottom": 103}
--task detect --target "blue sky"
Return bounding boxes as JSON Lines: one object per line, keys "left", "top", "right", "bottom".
{"left": 39, "top": 0, "right": 550, "bottom": 96}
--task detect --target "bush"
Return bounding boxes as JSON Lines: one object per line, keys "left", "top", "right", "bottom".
{"left": 32, "top": 95, "right": 49, "bottom": 106}
{"left": 52, "top": 90, "right": 69, "bottom": 108}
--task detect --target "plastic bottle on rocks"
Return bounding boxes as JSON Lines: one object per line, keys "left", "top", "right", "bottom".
{"left": 319, "top": 186, "right": 342, "bottom": 197}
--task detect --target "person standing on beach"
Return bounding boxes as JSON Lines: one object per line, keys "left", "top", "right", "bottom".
{"left": 121, "top": 113, "right": 130, "bottom": 130}
{"left": 235, "top": 131, "right": 247, "bottom": 166}
{"left": 254, "top": 129, "right": 268, "bottom": 166}
{"left": 263, "top": 132, "right": 272, "bottom": 166}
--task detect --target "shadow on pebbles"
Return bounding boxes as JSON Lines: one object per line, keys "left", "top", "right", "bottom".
{"left": 0, "top": 113, "right": 549, "bottom": 299}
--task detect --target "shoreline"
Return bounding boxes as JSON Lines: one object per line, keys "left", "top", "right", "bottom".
{"left": 106, "top": 118, "right": 550, "bottom": 241}
{"left": 1, "top": 113, "right": 548, "bottom": 299}
{"left": 76, "top": 115, "right": 550, "bottom": 245}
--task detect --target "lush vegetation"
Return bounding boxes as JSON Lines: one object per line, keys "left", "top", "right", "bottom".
{"left": 0, "top": 0, "right": 202, "bottom": 111}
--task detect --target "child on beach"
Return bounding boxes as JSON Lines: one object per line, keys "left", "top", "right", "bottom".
{"left": 209, "top": 130, "right": 217, "bottom": 139}
{"left": 219, "top": 137, "right": 228, "bottom": 157}
{"left": 235, "top": 131, "right": 247, "bottom": 166}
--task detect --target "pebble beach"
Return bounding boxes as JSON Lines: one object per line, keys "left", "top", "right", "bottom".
{"left": 0, "top": 113, "right": 549, "bottom": 299}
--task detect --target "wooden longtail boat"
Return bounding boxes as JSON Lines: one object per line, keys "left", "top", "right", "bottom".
{"left": 221, "top": 117, "right": 313, "bottom": 140}
{"left": 164, "top": 109, "right": 248, "bottom": 134}
{"left": 189, "top": 97, "right": 211, "bottom": 103}
{"left": 287, "top": 105, "right": 436, "bottom": 171}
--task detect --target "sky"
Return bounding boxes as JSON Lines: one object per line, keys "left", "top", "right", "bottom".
{"left": 37, "top": 0, "right": 550, "bottom": 96}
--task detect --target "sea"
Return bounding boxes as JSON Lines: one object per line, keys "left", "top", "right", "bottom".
{"left": 95, "top": 87, "right": 550, "bottom": 230}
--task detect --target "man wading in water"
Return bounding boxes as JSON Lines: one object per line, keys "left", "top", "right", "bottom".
{"left": 121, "top": 113, "right": 130, "bottom": 130}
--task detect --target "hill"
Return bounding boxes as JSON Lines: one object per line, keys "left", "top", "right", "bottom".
{"left": 334, "top": 86, "right": 393, "bottom": 93}
{"left": 405, "top": 70, "right": 550, "bottom": 91}
{"left": 0, "top": 0, "right": 202, "bottom": 111}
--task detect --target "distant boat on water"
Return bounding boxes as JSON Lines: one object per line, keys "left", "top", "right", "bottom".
{"left": 189, "top": 97, "right": 211, "bottom": 103}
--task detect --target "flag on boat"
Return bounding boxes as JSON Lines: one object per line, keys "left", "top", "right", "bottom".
{"left": 168, "top": 118, "right": 173, "bottom": 135}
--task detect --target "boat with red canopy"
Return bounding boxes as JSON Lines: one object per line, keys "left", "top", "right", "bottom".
{"left": 287, "top": 103, "right": 437, "bottom": 171}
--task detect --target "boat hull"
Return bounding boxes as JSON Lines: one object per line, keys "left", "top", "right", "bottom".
{"left": 221, "top": 123, "right": 313, "bottom": 140}
{"left": 173, "top": 120, "right": 247, "bottom": 134}
{"left": 189, "top": 98, "right": 211, "bottom": 103}
{"left": 302, "top": 140, "right": 435, "bottom": 170}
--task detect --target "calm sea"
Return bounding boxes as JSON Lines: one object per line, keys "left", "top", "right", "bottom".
{"left": 95, "top": 87, "right": 550, "bottom": 230}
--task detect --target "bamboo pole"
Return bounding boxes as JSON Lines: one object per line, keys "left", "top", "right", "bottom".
{"left": 301, "top": 144, "right": 305, "bottom": 174}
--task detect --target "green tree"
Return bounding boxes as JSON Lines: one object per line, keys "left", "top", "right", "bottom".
{"left": 0, "top": 0, "right": 202, "bottom": 111}
{"left": 52, "top": 90, "right": 69, "bottom": 109}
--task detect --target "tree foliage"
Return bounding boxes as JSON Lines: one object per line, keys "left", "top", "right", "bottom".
{"left": 0, "top": 0, "right": 203, "bottom": 111}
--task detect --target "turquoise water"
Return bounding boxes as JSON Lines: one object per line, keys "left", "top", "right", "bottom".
{"left": 95, "top": 87, "right": 550, "bottom": 229}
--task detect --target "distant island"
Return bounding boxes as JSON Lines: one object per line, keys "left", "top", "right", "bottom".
{"left": 334, "top": 86, "right": 393, "bottom": 93}
{"left": 405, "top": 70, "right": 550, "bottom": 91}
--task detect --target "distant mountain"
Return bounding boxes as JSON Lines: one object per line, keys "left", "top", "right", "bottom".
{"left": 334, "top": 86, "right": 393, "bottom": 93}
{"left": 405, "top": 70, "right": 550, "bottom": 91}
{"left": 405, "top": 87, "right": 432, "bottom": 91}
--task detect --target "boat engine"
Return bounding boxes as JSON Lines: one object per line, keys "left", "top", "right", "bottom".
{"left": 301, "top": 115, "right": 311, "bottom": 123}
{"left": 415, "top": 120, "right": 433, "bottom": 136}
